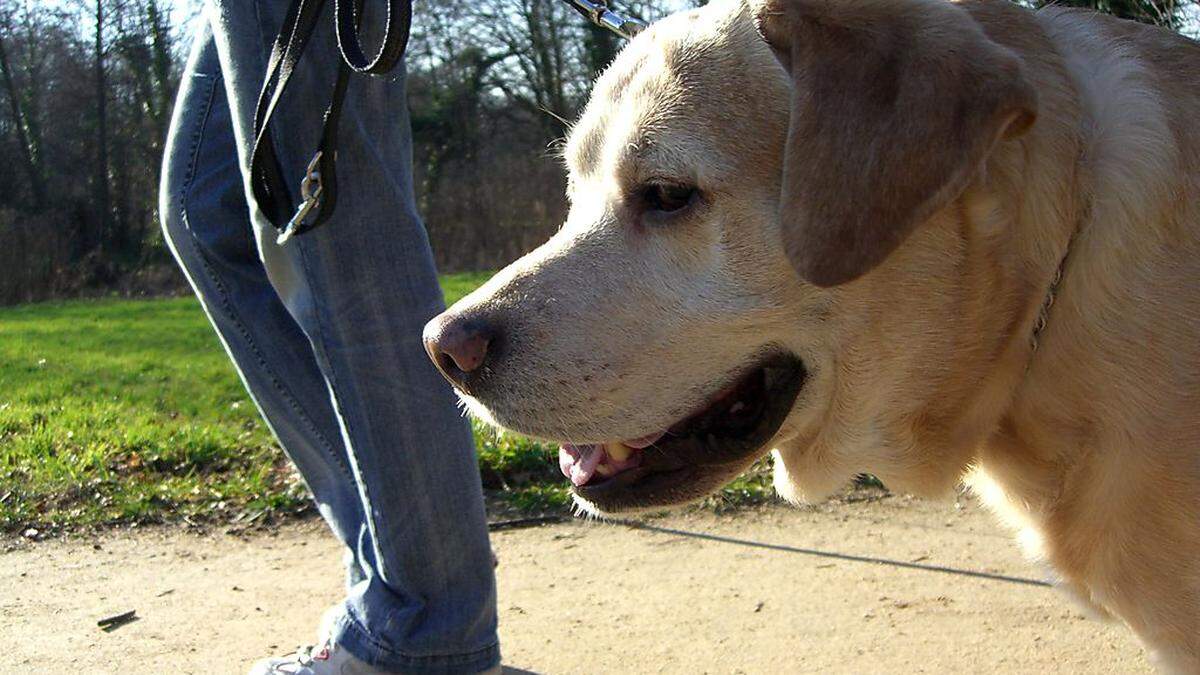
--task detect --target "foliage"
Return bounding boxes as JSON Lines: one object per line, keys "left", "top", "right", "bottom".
{"left": 0, "top": 0, "right": 182, "bottom": 304}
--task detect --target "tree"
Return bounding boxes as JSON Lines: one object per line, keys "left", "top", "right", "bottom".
{"left": 91, "top": 0, "right": 112, "bottom": 258}
{"left": 0, "top": 1, "right": 48, "bottom": 209}
{"left": 115, "top": 0, "right": 174, "bottom": 156}
{"left": 0, "top": 27, "right": 44, "bottom": 208}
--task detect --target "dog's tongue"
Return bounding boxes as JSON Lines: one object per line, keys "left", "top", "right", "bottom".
{"left": 559, "top": 444, "right": 602, "bottom": 486}
{"left": 559, "top": 432, "right": 663, "bottom": 487}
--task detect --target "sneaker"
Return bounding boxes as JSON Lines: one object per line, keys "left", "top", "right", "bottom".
{"left": 250, "top": 641, "right": 503, "bottom": 675}
{"left": 248, "top": 607, "right": 503, "bottom": 675}
{"left": 249, "top": 607, "right": 381, "bottom": 675}
{"left": 249, "top": 637, "right": 383, "bottom": 675}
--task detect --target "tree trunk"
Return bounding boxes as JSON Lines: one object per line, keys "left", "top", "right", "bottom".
{"left": 145, "top": 0, "right": 173, "bottom": 150}
{"left": 0, "top": 31, "right": 46, "bottom": 209}
{"left": 92, "top": 0, "right": 111, "bottom": 256}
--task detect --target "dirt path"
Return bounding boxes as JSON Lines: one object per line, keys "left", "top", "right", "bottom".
{"left": 3, "top": 495, "right": 1149, "bottom": 674}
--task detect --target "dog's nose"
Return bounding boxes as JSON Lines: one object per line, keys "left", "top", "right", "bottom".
{"left": 423, "top": 314, "right": 496, "bottom": 392}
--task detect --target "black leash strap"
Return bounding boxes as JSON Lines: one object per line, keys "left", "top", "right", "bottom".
{"left": 250, "top": 0, "right": 412, "bottom": 244}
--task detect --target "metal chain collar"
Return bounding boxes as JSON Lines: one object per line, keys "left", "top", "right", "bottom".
{"left": 1029, "top": 266, "right": 1061, "bottom": 354}
{"left": 1029, "top": 230, "right": 1078, "bottom": 362}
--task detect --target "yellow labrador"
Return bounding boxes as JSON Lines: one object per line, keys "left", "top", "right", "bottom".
{"left": 423, "top": 0, "right": 1200, "bottom": 669}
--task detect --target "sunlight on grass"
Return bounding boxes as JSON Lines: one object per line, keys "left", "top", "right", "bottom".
{"left": 0, "top": 296, "right": 302, "bottom": 531}
{"left": 440, "top": 271, "right": 495, "bottom": 305}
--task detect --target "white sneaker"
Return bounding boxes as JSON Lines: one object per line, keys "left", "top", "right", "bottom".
{"left": 248, "top": 607, "right": 503, "bottom": 675}
{"left": 249, "top": 637, "right": 384, "bottom": 675}
{"left": 249, "top": 607, "right": 382, "bottom": 675}
{"left": 250, "top": 641, "right": 504, "bottom": 675}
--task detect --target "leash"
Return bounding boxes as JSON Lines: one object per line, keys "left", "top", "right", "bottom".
{"left": 251, "top": 0, "right": 647, "bottom": 245}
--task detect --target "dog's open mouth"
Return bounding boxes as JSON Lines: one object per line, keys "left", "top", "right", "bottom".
{"left": 559, "top": 355, "right": 805, "bottom": 511}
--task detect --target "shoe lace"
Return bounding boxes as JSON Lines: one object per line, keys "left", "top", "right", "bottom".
{"left": 277, "top": 640, "right": 332, "bottom": 672}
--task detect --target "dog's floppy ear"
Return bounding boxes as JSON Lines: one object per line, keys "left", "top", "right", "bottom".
{"left": 753, "top": 0, "right": 1037, "bottom": 287}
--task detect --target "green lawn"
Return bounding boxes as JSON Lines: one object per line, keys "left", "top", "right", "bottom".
{"left": 0, "top": 272, "right": 771, "bottom": 534}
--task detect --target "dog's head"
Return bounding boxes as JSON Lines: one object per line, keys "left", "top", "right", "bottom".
{"left": 424, "top": 0, "right": 1039, "bottom": 514}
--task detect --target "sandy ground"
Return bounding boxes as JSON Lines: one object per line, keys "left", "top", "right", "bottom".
{"left": 3, "top": 495, "right": 1150, "bottom": 674}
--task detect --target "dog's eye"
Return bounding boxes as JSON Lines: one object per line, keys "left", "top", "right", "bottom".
{"left": 642, "top": 183, "right": 698, "bottom": 215}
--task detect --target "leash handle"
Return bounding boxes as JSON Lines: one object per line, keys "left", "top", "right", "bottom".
{"left": 334, "top": 0, "right": 411, "bottom": 73}
{"left": 250, "top": 0, "right": 409, "bottom": 240}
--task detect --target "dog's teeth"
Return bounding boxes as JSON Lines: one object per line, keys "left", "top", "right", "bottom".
{"left": 606, "top": 442, "right": 632, "bottom": 461}
{"left": 595, "top": 464, "right": 616, "bottom": 477}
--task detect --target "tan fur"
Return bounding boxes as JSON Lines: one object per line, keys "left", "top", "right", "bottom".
{"left": 431, "top": 0, "right": 1200, "bottom": 669}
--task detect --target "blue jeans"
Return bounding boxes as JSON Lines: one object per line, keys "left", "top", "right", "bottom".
{"left": 158, "top": 4, "right": 499, "bottom": 672}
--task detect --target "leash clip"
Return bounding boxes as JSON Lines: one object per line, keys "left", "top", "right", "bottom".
{"left": 563, "top": 0, "right": 648, "bottom": 40}
{"left": 277, "top": 151, "right": 325, "bottom": 245}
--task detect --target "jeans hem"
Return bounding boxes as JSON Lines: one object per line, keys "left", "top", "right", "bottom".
{"left": 333, "top": 613, "right": 501, "bottom": 674}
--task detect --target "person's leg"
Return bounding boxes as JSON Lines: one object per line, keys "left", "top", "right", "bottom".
{"left": 203, "top": 1, "right": 499, "bottom": 671}
{"left": 159, "top": 19, "right": 369, "bottom": 577}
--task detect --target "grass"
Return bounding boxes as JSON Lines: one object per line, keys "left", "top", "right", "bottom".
{"left": 0, "top": 272, "right": 774, "bottom": 534}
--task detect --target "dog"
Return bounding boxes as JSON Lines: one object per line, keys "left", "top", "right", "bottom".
{"left": 422, "top": 0, "right": 1200, "bottom": 669}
